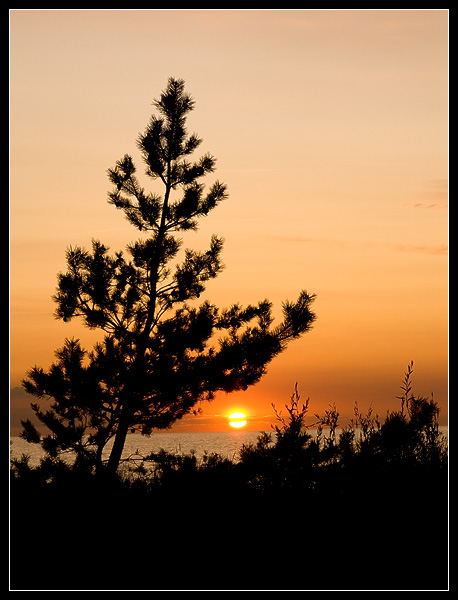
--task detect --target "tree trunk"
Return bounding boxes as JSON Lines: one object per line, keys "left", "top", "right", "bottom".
{"left": 106, "top": 416, "right": 130, "bottom": 476}
{"left": 105, "top": 171, "right": 172, "bottom": 477}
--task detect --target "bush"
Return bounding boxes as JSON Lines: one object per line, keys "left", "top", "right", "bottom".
{"left": 10, "top": 363, "right": 448, "bottom": 590}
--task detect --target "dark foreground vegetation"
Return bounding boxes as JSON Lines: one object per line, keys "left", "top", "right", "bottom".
{"left": 10, "top": 366, "right": 448, "bottom": 591}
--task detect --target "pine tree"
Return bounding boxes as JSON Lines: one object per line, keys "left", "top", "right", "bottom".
{"left": 21, "top": 78, "right": 316, "bottom": 475}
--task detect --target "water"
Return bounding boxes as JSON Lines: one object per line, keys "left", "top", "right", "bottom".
{"left": 10, "top": 426, "right": 448, "bottom": 469}
{"left": 9, "top": 430, "right": 269, "bottom": 468}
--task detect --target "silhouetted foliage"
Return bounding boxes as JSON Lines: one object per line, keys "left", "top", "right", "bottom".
{"left": 11, "top": 363, "right": 448, "bottom": 590}
{"left": 20, "top": 77, "right": 316, "bottom": 475}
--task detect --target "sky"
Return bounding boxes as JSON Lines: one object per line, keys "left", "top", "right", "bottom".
{"left": 10, "top": 9, "right": 448, "bottom": 434}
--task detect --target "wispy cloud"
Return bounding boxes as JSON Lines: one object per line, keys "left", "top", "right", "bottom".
{"left": 264, "top": 235, "right": 347, "bottom": 248}
{"left": 412, "top": 179, "right": 448, "bottom": 210}
{"left": 263, "top": 234, "right": 448, "bottom": 257}
{"left": 395, "top": 244, "right": 448, "bottom": 256}
{"left": 413, "top": 203, "right": 447, "bottom": 211}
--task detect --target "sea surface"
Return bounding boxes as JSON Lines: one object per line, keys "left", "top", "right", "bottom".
{"left": 10, "top": 426, "right": 448, "bottom": 469}
{"left": 10, "top": 430, "right": 267, "bottom": 468}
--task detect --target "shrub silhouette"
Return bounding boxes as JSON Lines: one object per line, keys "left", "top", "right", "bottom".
{"left": 10, "top": 363, "right": 448, "bottom": 590}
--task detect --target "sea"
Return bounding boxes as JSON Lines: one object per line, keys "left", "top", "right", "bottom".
{"left": 9, "top": 430, "right": 268, "bottom": 468}
{"left": 9, "top": 426, "right": 448, "bottom": 469}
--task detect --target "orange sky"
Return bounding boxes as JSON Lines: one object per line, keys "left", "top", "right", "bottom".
{"left": 10, "top": 10, "right": 448, "bottom": 434}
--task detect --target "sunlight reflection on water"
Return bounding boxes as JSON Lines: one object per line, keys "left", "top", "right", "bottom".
{"left": 10, "top": 426, "right": 448, "bottom": 468}
{"left": 10, "top": 430, "right": 266, "bottom": 467}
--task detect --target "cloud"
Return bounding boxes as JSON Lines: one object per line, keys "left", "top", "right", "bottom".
{"left": 395, "top": 244, "right": 448, "bottom": 256}
{"left": 264, "top": 234, "right": 448, "bottom": 257}
{"left": 413, "top": 202, "right": 446, "bottom": 210}
{"left": 412, "top": 179, "right": 448, "bottom": 210}
{"left": 264, "top": 235, "right": 347, "bottom": 248}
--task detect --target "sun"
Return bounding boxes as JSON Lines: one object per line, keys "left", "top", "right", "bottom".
{"left": 228, "top": 412, "right": 247, "bottom": 428}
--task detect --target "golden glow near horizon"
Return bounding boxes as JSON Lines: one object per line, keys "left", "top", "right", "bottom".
{"left": 10, "top": 10, "right": 448, "bottom": 433}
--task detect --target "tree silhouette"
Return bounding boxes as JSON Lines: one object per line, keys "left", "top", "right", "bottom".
{"left": 21, "top": 78, "right": 316, "bottom": 475}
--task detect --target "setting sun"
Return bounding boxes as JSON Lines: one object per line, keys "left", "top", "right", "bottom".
{"left": 228, "top": 412, "right": 247, "bottom": 428}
